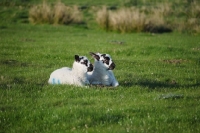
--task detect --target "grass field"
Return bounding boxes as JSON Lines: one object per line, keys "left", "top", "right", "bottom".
{"left": 1, "top": 0, "right": 200, "bottom": 132}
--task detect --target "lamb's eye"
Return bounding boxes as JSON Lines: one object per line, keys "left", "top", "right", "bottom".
{"left": 104, "top": 57, "right": 110, "bottom": 65}
{"left": 104, "top": 57, "right": 110, "bottom": 60}
{"left": 84, "top": 60, "right": 88, "bottom": 65}
{"left": 81, "top": 60, "right": 88, "bottom": 66}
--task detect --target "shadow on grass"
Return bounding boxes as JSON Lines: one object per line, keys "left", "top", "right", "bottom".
{"left": 0, "top": 76, "right": 48, "bottom": 90}
{"left": 120, "top": 79, "right": 178, "bottom": 89}
{"left": 120, "top": 79, "right": 200, "bottom": 89}
{"left": 136, "top": 79, "right": 179, "bottom": 89}
{"left": 0, "top": 59, "right": 31, "bottom": 67}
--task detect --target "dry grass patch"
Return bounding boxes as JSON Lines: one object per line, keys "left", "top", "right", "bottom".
{"left": 109, "top": 8, "right": 146, "bottom": 33}
{"left": 29, "top": 1, "right": 53, "bottom": 24}
{"left": 96, "top": 6, "right": 172, "bottom": 33}
{"left": 96, "top": 6, "right": 110, "bottom": 31}
{"left": 29, "top": 1, "right": 83, "bottom": 25}
{"left": 96, "top": 1, "right": 200, "bottom": 33}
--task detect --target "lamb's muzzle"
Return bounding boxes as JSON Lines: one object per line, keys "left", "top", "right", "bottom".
{"left": 108, "top": 62, "right": 115, "bottom": 70}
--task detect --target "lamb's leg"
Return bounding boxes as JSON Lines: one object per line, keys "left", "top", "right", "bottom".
{"left": 108, "top": 70, "right": 119, "bottom": 87}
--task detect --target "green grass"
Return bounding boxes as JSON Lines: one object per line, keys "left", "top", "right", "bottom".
{"left": 1, "top": 1, "right": 200, "bottom": 132}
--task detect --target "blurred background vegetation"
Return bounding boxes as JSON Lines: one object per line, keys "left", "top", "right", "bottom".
{"left": 0, "top": 0, "right": 200, "bottom": 33}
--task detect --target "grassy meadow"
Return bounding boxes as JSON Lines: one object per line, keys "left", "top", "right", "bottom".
{"left": 1, "top": 0, "right": 200, "bottom": 132}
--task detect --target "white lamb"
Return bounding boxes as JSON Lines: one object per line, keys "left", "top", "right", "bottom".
{"left": 87, "top": 52, "right": 119, "bottom": 87}
{"left": 48, "top": 55, "right": 93, "bottom": 87}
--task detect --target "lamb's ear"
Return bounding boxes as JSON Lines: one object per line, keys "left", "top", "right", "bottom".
{"left": 101, "top": 54, "right": 106, "bottom": 57}
{"left": 89, "top": 52, "right": 100, "bottom": 61}
{"left": 75, "top": 55, "right": 80, "bottom": 62}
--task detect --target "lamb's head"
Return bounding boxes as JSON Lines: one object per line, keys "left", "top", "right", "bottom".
{"left": 90, "top": 52, "right": 115, "bottom": 70}
{"left": 75, "top": 55, "right": 93, "bottom": 72}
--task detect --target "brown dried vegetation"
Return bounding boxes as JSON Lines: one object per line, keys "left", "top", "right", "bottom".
{"left": 29, "top": 1, "right": 83, "bottom": 25}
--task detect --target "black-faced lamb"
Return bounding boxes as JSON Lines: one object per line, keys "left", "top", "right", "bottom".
{"left": 48, "top": 55, "right": 93, "bottom": 87}
{"left": 87, "top": 52, "right": 119, "bottom": 87}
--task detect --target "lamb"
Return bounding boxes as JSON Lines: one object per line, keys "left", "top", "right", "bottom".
{"left": 48, "top": 55, "right": 93, "bottom": 87}
{"left": 87, "top": 52, "right": 119, "bottom": 87}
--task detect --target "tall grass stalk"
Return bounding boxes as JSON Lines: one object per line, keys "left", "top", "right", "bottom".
{"left": 184, "top": 2, "right": 200, "bottom": 33}
{"left": 29, "top": 1, "right": 83, "bottom": 25}
{"left": 110, "top": 8, "right": 146, "bottom": 33}
{"left": 96, "top": 6, "right": 110, "bottom": 31}
{"left": 96, "top": 1, "right": 200, "bottom": 33}
{"left": 96, "top": 6, "right": 171, "bottom": 33}
{"left": 29, "top": 1, "right": 53, "bottom": 24}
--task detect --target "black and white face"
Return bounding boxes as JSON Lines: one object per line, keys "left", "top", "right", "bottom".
{"left": 75, "top": 55, "right": 93, "bottom": 72}
{"left": 90, "top": 52, "right": 115, "bottom": 70}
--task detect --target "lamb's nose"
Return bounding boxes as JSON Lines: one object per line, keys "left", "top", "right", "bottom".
{"left": 109, "top": 62, "right": 115, "bottom": 70}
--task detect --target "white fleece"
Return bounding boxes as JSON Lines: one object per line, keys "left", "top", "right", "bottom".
{"left": 48, "top": 61, "right": 90, "bottom": 87}
{"left": 87, "top": 58, "right": 119, "bottom": 87}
